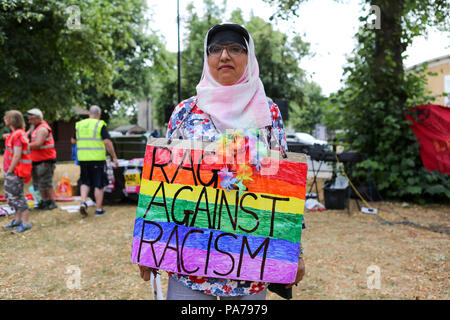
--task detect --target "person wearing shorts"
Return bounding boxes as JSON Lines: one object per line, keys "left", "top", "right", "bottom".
{"left": 31, "top": 161, "right": 56, "bottom": 193}
{"left": 27, "top": 108, "right": 57, "bottom": 210}
{"left": 72, "top": 105, "right": 118, "bottom": 217}
{"left": 79, "top": 162, "right": 109, "bottom": 192}
{"left": 4, "top": 173, "right": 29, "bottom": 215}
{"left": 2, "top": 110, "right": 33, "bottom": 234}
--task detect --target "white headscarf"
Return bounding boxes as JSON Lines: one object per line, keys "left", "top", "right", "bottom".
{"left": 195, "top": 24, "right": 272, "bottom": 132}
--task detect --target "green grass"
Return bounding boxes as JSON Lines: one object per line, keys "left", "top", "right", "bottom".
{"left": 0, "top": 162, "right": 448, "bottom": 300}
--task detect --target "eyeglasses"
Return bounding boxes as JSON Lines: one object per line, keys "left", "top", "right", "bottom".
{"left": 207, "top": 44, "right": 247, "bottom": 57}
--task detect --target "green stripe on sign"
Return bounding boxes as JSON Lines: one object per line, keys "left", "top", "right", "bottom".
{"left": 136, "top": 193, "right": 302, "bottom": 243}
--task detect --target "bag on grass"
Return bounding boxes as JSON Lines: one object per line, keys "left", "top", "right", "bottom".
{"left": 55, "top": 173, "right": 72, "bottom": 197}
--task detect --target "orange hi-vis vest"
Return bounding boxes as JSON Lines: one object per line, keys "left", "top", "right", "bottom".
{"left": 30, "top": 121, "right": 57, "bottom": 162}
{"left": 5, "top": 128, "right": 32, "bottom": 182}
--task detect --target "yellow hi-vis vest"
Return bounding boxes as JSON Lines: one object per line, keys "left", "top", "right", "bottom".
{"left": 75, "top": 118, "right": 107, "bottom": 161}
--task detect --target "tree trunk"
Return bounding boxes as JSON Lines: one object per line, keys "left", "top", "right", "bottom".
{"left": 371, "top": 0, "right": 407, "bottom": 106}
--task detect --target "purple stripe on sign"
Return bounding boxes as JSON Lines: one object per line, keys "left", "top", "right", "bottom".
{"left": 131, "top": 237, "right": 297, "bottom": 283}
{"left": 133, "top": 218, "right": 300, "bottom": 263}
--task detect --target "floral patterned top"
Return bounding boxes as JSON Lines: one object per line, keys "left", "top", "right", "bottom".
{"left": 167, "top": 96, "right": 288, "bottom": 151}
{"left": 165, "top": 96, "right": 303, "bottom": 297}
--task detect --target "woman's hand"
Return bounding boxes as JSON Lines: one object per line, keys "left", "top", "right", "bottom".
{"left": 285, "top": 257, "right": 305, "bottom": 289}
{"left": 138, "top": 265, "right": 158, "bottom": 281}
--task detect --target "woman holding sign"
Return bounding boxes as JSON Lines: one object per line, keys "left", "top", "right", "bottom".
{"left": 139, "top": 23, "right": 305, "bottom": 300}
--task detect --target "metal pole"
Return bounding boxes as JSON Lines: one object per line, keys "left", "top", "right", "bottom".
{"left": 146, "top": 99, "right": 149, "bottom": 130}
{"left": 177, "top": 0, "right": 181, "bottom": 102}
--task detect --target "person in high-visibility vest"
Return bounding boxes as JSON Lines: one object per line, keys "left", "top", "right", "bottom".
{"left": 27, "top": 108, "right": 58, "bottom": 210}
{"left": 2, "top": 110, "right": 33, "bottom": 234}
{"left": 72, "top": 105, "right": 118, "bottom": 217}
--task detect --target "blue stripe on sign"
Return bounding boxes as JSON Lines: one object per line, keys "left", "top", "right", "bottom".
{"left": 132, "top": 218, "right": 299, "bottom": 263}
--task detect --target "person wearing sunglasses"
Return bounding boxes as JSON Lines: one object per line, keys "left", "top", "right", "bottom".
{"left": 138, "top": 23, "right": 305, "bottom": 300}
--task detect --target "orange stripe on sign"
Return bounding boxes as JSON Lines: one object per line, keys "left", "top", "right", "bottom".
{"left": 143, "top": 146, "right": 307, "bottom": 184}
{"left": 245, "top": 176, "right": 306, "bottom": 199}
{"left": 256, "top": 162, "right": 308, "bottom": 187}
{"left": 141, "top": 162, "right": 305, "bottom": 199}
{"left": 142, "top": 164, "right": 213, "bottom": 186}
{"left": 141, "top": 145, "right": 307, "bottom": 198}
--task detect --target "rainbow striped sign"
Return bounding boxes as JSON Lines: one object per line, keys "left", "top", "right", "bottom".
{"left": 131, "top": 138, "right": 307, "bottom": 283}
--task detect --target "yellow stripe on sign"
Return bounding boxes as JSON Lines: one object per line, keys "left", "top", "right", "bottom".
{"left": 140, "top": 179, "right": 304, "bottom": 215}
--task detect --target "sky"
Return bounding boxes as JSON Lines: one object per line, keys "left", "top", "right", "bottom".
{"left": 146, "top": 0, "right": 450, "bottom": 96}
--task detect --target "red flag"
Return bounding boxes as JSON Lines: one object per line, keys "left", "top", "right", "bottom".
{"left": 405, "top": 104, "right": 450, "bottom": 175}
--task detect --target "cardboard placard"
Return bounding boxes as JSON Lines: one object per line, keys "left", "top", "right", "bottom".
{"left": 130, "top": 138, "right": 307, "bottom": 283}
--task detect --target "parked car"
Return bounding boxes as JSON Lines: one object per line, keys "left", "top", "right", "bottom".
{"left": 286, "top": 132, "right": 329, "bottom": 154}
{"left": 95, "top": 134, "right": 148, "bottom": 202}
{"left": 286, "top": 132, "right": 327, "bottom": 145}
{"left": 109, "top": 131, "right": 123, "bottom": 137}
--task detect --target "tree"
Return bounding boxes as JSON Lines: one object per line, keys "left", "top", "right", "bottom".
{"left": 79, "top": 1, "right": 166, "bottom": 123}
{"left": 246, "top": 15, "right": 310, "bottom": 106}
{"left": 0, "top": 0, "right": 160, "bottom": 123}
{"left": 264, "top": 0, "right": 450, "bottom": 201}
{"left": 152, "top": 50, "right": 178, "bottom": 127}
{"left": 289, "top": 81, "right": 327, "bottom": 133}
{"left": 180, "top": 0, "right": 225, "bottom": 100}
